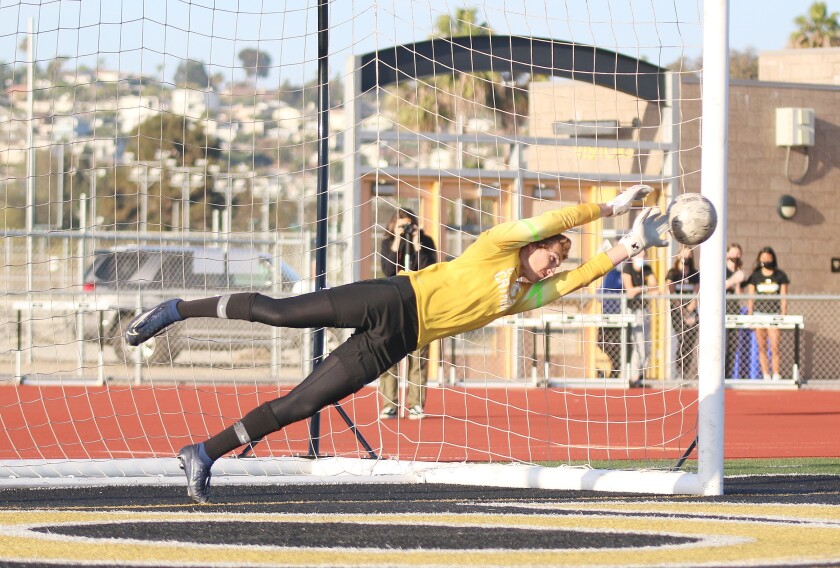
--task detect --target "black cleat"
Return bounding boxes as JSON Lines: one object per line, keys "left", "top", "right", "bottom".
{"left": 178, "top": 444, "right": 212, "bottom": 504}
{"left": 125, "top": 299, "right": 183, "bottom": 346}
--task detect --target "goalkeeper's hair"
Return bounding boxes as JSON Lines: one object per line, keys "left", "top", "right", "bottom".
{"left": 534, "top": 234, "right": 572, "bottom": 261}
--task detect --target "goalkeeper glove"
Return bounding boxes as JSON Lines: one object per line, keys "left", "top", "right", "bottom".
{"left": 607, "top": 184, "right": 652, "bottom": 216}
{"left": 619, "top": 207, "right": 670, "bottom": 258}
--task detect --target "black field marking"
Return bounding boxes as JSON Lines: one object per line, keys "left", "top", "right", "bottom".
{"left": 0, "top": 476, "right": 839, "bottom": 568}
{"left": 0, "top": 476, "right": 838, "bottom": 512}
{"left": 32, "top": 520, "right": 698, "bottom": 550}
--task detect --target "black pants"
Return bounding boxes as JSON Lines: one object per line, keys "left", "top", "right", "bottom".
{"left": 261, "top": 276, "right": 419, "bottom": 425}
{"left": 200, "top": 276, "right": 419, "bottom": 460}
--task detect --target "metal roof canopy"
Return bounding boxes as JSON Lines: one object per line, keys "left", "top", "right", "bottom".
{"left": 359, "top": 34, "right": 666, "bottom": 103}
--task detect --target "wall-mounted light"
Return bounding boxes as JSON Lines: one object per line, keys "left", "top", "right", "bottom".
{"left": 777, "top": 194, "right": 797, "bottom": 220}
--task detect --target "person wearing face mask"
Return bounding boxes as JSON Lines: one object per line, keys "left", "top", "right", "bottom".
{"left": 665, "top": 247, "right": 700, "bottom": 380}
{"left": 746, "top": 246, "right": 789, "bottom": 381}
{"left": 622, "top": 248, "right": 660, "bottom": 387}
{"left": 724, "top": 243, "right": 746, "bottom": 378}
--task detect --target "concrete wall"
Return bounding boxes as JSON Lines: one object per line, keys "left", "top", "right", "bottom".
{"left": 528, "top": 80, "right": 665, "bottom": 177}
{"left": 759, "top": 48, "right": 840, "bottom": 86}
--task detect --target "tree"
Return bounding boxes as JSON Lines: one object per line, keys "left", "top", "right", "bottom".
{"left": 112, "top": 114, "right": 224, "bottom": 229}
{"left": 666, "top": 55, "right": 701, "bottom": 74}
{"left": 789, "top": 2, "right": 840, "bottom": 48}
{"left": 729, "top": 48, "right": 759, "bottom": 80}
{"left": 0, "top": 61, "right": 18, "bottom": 88}
{"left": 389, "top": 7, "right": 530, "bottom": 133}
{"left": 131, "top": 113, "right": 221, "bottom": 164}
{"left": 173, "top": 59, "right": 210, "bottom": 88}
{"left": 433, "top": 6, "right": 489, "bottom": 38}
{"left": 238, "top": 48, "right": 272, "bottom": 80}
{"left": 209, "top": 72, "right": 226, "bottom": 91}
{"left": 46, "top": 56, "right": 69, "bottom": 84}
{"left": 667, "top": 48, "right": 758, "bottom": 80}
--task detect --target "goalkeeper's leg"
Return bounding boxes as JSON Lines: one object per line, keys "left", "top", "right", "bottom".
{"left": 126, "top": 290, "right": 338, "bottom": 346}
{"left": 177, "top": 277, "right": 419, "bottom": 503}
{"left": 180, "top": 330, "right": 409, "bottom": 503}
{"left": 128, "top": 278, "right": 405, "bottom": 346}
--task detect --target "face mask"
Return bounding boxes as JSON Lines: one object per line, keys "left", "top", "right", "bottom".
{"left": 632, "top": 259, "right": 644, "bottom": 270}
{"left": 761, "top": 261, "right": 776, "bottom": 270}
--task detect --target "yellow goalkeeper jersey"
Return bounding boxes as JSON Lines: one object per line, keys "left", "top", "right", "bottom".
{"left": 405, "top": 203, "right": 615, "bottom": 348}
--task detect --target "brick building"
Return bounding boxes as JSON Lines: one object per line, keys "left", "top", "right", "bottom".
{"left": 681, "top": 49, "right": 840, "bottom": 293}
{"left": 528, "top": 48, "right": 840, "bottom": 293}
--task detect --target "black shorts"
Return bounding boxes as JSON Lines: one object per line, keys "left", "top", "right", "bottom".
{"left": 325, "top": 276, "right": 420, "bottom": 390}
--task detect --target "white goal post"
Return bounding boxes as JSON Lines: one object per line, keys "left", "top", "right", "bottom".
{"left": 0, "top": 0, "right": 726, "bottom": 496}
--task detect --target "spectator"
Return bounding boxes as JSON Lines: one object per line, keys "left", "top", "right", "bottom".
{"left": 665, "top": 247, "right": 700, "bottom": 379}
{"left": 724, "top": 243, "right": 746, "bottom": 378}
{"left": 746, "top": 246, "right": 789, "bottom": 381}
{"left": 598, "top": 266, "right": 624, "bottom": 378}
{"left": 622, "top": 248, "right": 659, "bottom": 387}
{"left": 378, "top": 208, "right": 438, "bottom": 419}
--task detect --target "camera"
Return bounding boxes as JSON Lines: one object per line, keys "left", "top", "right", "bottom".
{"left": 400, "top": 223, "right": 416, "bottom": 238}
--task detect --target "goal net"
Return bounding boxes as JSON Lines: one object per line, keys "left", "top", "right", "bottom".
{"left": 0, "top": 0, "right": 725, "bottom": 495}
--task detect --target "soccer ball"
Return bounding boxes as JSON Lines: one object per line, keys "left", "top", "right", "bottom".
{"left": 667, "top": 194, "right": 717, "bottom": 246}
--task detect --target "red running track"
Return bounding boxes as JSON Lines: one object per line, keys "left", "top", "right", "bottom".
{"left": 0, "top": 385, "right": 838, "bottom": 463}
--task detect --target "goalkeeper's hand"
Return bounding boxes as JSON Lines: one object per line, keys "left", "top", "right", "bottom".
{"left": 619, "top": 207, "right": 670, "bottom": 258}
{"left": 607, "top": 184, "right": 652, "bottom": 216}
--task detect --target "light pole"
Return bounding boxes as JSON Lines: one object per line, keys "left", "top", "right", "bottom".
{"left": 129, "top": 161, "right": 161, "bottom": 233}
{"left": 213, "top": 169, "right": 251, "bottom": 236}
{"left": 168, "top": 165, "right": 206, "bottom": 231}
{"left": 85, "top": 163, "right": 106, "bottom": 230}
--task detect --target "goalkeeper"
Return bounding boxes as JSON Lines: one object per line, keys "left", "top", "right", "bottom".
{"left": 125, "top": 185, "right": 668, "bottom": 503}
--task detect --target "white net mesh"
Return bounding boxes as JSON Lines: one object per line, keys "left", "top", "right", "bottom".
{"left": 0, "top": 0, "right": 718, "bottom": 492}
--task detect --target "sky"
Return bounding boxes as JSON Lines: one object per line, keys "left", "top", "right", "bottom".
{"left": 0, "top": 0, "right": 827, "bottom": 86}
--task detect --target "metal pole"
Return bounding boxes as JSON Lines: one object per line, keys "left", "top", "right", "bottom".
{"left": 342, "top": 55, "right": 362, "bottom": 283}
{"left": 307, "top": 0, "right": 331, "bottom": 457}
{"left": 25, "top": 17, "right": 35, "bottom": 364}
{"left": 182, "top": 174, "right": 190, "bottom": 231}
{"left": 224, "top": 179, "right": 232, "bottom": 235}
{"left": 140, "top": 167, "right": 148, "bottom": 233}
{"left": 56, "top": 144, "right": 64, "bottom": 228}
{"left": 90, "top": 163, "right": 97, "bottom": 230}
{"left": 697, "top": 0, "right": 729, "bottom": 497}
{"left": 77, "top": 194, "right": 87, "bottom": 377}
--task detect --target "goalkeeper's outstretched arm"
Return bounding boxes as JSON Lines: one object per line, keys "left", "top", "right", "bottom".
{"left": 488, "top": 185, "right": 653, "bottom": 252}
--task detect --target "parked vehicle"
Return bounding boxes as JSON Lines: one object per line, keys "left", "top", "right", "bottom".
{"left": 78, "top": 245, "right": 319, "bottom": 364}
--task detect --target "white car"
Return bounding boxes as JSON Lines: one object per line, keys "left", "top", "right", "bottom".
{"left": 79, "top": 245, "right": 306, "bottom": 364}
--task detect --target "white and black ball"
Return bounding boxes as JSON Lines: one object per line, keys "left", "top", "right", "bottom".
{"left": 667, "top": 194, "right": 717, "bottom": 246}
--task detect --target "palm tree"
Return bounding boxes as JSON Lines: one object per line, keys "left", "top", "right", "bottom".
{"left": 432, "top": 6, "right": 489, "bottom": 39}
{"left": 388, "top": 7, "right": 531, "bottom": 134}
{"left": 789, "top": 2, "right": 840, "bottom": 48}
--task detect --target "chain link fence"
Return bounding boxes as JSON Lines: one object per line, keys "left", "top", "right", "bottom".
{"left": 1, "top": 233, "right": 838, "bottom": 386}
{"left": 436, "top": 294, "right": 838, "bottom": 387}
{"left": 0, "top": 231, "right": 349, "bottom": 384}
